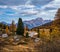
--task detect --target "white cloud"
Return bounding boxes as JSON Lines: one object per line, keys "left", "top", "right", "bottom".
{"left": 0, "top": 0, "right": 60, "bottom": 22}
{"left": 35, "top": 0, "right": 60, "bottom": 20}
{"left": 0, "top": 4, "right": 38, "bottom": 16}
{"left": 41, "top": 0, "right": 60, "bottom": 10}
{"left": 20, "top": 8, "right": 38, "bottom": 15}
{"left": 0, "top": 5, "right": 8, "bottom": 8}
{"left": 0, "top": 0, "right": 52, "bottom": 6}
{"left": 10, "top": 5, "right": 39, "bottom": 15}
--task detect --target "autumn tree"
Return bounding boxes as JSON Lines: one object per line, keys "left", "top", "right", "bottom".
{"left": 5, "top": 26, "right": 9, "bottom": 34}
{"left": 51, "top": 27, "right": 60, "bottom": 37}
{"left": 9, "top": 20, "right": 16, "bottom": 34}
{"left": 0, "top": 23, "right": 3, "bottom": 30}
{"left": 16, "top": 18, "right": 24, "bottom": 36}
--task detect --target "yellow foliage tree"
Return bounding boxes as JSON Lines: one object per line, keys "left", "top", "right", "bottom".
{"left": 51, "top": 27, "right": 60, "bottom": 35}
{"left": 9, "top": 20, "right": 16, "bottom": 32}
{"left": 5, "top": 26, "right": 9, "bottom": 34}
{"left": 51, "top": 26, "right": 60, "bottom": 39}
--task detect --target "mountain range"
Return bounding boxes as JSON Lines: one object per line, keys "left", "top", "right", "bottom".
{"left": 24, "top": 18, "right": 51, "bottom": 29}
{"left": 0, "top": 18, "right": 51, "bottom": 29}
{"left": 32, "top": 18, "right": 60, "bottom": 30}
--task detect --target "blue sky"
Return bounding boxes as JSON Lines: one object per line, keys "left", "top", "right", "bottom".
{"left": 0, "top": 0, "right": 60, "bottom": 23}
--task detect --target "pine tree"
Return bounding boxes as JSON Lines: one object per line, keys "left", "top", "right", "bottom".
{"left": 16, "top": 18, "right": 24, "bottom": 36}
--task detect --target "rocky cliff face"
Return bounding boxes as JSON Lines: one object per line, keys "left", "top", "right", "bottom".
{"left": 24, "top": 18, "right": 51, "bottom": 29}
{"left": 54, "top": 8, "right": 60, "bottom": 20}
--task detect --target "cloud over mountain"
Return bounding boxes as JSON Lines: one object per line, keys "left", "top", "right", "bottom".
{"left": 0, "top": 0, "right": 60, "bottom": 23}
